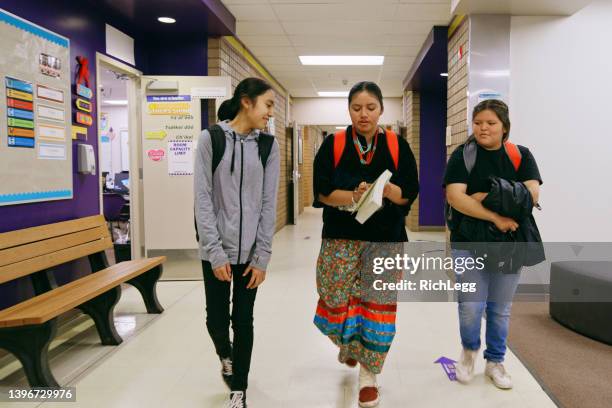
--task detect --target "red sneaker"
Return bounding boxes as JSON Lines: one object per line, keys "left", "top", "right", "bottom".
{"left": 358, "top": 386, "right": 380, "bottom": 407}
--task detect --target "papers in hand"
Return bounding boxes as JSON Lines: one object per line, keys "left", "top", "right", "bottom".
{"left": 354, "top": 169, "right": 392, "bottom": 224}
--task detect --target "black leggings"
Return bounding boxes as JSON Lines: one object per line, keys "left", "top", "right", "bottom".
{"left": 202, "top": 261, "right": 258, "bottom": 391}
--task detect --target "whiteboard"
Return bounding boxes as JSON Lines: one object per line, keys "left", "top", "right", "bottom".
{"left": 0, "top": 8, "right": 73, "bottom": 206}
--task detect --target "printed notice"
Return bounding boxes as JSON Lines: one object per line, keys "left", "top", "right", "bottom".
{"left": 168, "top": 139, "right": 193, "bottom": 175}
{"left": 38, "top": 142, "right": 66, "bottom": 160}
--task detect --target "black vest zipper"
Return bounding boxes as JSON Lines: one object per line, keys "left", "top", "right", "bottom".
{"left": 238, "top": 139, "right": 244, "bottom": 264}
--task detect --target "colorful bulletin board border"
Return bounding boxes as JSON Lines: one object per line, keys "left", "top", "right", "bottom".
{"left": 0, "top": 8, "right": 69, "bottom": 48}
{"left": 0, "top": 190, "right": 72, "bottom": 204}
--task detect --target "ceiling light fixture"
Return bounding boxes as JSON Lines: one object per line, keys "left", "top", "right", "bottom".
{"left": 300, "top": 56, "right": 384, "bottom": 66}
{"left": 158, "top": 17, "right": 176, "bottom": 24}
{"left": 318, "top": 91, "right": 349, "bottom": 97}
{"left": 440, "top": 73, "right": 449, "bottom": 77}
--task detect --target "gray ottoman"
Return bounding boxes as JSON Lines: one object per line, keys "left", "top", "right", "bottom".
{"left": 549, "top": 261, "right": 612, "bottom": 345}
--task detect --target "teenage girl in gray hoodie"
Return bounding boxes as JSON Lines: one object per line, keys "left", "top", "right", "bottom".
{"left": 194, "top": 77, "right": 280, "bottom": 408}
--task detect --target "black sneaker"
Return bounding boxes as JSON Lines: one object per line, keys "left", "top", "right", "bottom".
{"left": 220, "top": 357, "right": 233, "bottom": 388}
{"left": 228, "top": 390, "right": 247, "bottom": 408}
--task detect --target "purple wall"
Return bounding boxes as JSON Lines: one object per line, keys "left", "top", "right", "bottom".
{"left": 0, "top": 1, "right": 210, "bottom": 309}
{"left": 418, "top": 91, "right": 447, "bottom": 226}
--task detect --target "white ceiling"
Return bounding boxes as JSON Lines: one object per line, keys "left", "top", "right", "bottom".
{"left": 99, "top": 66, "right": 128, "bottom": 105}
{"left": 452, "top": 0, "right": 592, "bottom": 16}
{"left": 221, "top": 0, "right": 452, "bottom": 97}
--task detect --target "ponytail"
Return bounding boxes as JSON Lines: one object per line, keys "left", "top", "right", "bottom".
{"left": 217, "top": 77, "right": 272, "bottom": 122}
{"left": 217, "top": 97, "right": 240, "bottom": 121}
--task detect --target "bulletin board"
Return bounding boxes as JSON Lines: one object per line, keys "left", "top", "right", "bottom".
{"left": 0, "top": 8, "right": 73, "bottom": 206}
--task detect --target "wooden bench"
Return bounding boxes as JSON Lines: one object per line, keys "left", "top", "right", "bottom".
{"left": 0, "top": 215, "right": 166, "bottom": 387}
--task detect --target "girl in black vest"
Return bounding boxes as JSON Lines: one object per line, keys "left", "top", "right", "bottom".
{"left": 444, "top": 99, "right": 542, "bottom": 390}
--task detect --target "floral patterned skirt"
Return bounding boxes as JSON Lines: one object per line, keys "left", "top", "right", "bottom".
{"left": 313, "top": 239, "right": 403, "bottom": 374}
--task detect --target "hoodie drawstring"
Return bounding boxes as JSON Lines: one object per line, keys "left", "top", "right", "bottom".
{"left": 230, "top": 131, "right": 236, "bottom": 174}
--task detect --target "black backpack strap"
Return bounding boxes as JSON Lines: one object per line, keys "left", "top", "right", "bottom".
{"left": 257, "top": 132, "right": 275, "bottom": 167}
{"left": 196, "top": 125, "right": 226, "bottom": 242}
{"left": 209, "top": 124, "right": 226, "bottom": 174}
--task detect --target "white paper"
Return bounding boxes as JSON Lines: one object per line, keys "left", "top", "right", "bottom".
{"left": 191, "top": 86, "right": 227, "bottom": 98}
{"left": 38, "top": 142, "right": 66, "bottom": 160}
{"left": 38, "top": 124, "right": 65, "bottom": 141}
{"left": 168, "top": 140, "right": 193, "bottom": 175}
{"left": 38, "top": 104, "right": 65, "bottom": 121}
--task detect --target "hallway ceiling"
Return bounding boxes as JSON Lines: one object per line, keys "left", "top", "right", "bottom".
{"left": 220, "top": 0, "right": 452, "bottom": 97}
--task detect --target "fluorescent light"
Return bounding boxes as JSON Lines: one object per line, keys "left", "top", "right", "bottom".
{"left": 103, "top": 100, "right": 128, "bottom": 105}
{"left": 440, "top": 73, "right": 449, "bottom": 77}
{"left": 336, "top": 126, "right": 347, "bottom": 129}
{"left": 318, "top": 91, "right": 349, "bottom": 97}
{"left": 300, "top": 56, "right": 384, "bottom": 66}
{"left": 158, "top": 17, "right": 176, "bottom": 24}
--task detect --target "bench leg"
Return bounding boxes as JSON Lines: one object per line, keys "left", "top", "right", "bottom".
{"left": 77, "top": 286, "right": 123, "bottom": 346}
{"left": 0, "top": 320, "right": 60, "bottom": 387}
{"left": 127, "top": 265, "right": 164, "bottom": 314}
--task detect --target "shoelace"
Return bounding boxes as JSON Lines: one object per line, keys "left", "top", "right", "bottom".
{"left": 221, "top": 358, "right": 233, "bottom": 375}
{"left": 229, "top": 391, "right": 244, "bottom": 408}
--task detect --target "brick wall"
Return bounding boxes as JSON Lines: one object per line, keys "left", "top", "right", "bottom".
{"left": 404, "top": 91, "right": 420, "bottom": 231}
{"left": 447, "top": 18, "right": 470, "bottom": 159}
{"left": 207, "top": 37, "right": 289, "bottom": 232}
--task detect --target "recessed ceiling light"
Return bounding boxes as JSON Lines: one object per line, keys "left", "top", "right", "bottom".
{"left": 158, "top": 17, "right": 176, "bottom": 24}
{"left": 103, "top": 100, "right": 128, "bottom": 105}
{"left": 318, "top": 91, "right": 349, "bottom": 97}
{"left": 300, "top": 56, "right": 384, "bottom": 66}
{"left": 440, "top": 73, "right": 449, "bottom": 77}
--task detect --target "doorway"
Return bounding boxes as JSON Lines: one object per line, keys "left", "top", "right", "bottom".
{"left": 96, "top": 53, "right": 143, "bottom": 262}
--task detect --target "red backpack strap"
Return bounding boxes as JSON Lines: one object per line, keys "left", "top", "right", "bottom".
{"left": 333, "top": 130, "right": 346, "bottom": 168}
{"left": 504, "top": 141, "right": 522, "bottom": 172}
{"left": 385, "top": 129, "right": 399, "bottom": 170}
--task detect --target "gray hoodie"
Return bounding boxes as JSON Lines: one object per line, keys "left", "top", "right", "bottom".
{"left": 194, "top": 120, "right": 280, "bottom": 271}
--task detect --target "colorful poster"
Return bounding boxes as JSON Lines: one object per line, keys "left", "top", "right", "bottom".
{"left": 5, "top": 77, "right": 35, "bottom": 148}
{"left": 168, "top": 140, "right": 193, "bottom": 175}
{"left": 147, "top": 95, "right": 192, "bottom": 116}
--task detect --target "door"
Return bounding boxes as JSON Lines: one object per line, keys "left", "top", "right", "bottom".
{"left": 285, "top": 126, "right": 294, "bottom": 225}
{"left": 140, "top": 76, "right": 231, "bottom": 272}
{"left": 291, "top": 123, "right": 300, "bottom": 225}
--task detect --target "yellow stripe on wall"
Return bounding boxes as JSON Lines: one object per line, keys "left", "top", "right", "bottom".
{"left": 222, "top": 36, "right": 287, "bottom": 96}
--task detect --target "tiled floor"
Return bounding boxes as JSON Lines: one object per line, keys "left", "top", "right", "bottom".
{"left": 0, "top": 208, "right": 555, "bottom": 407}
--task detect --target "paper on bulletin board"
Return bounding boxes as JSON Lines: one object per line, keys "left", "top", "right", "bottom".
{"left": 0, "top": 7, "right": 73, "bottom": 206}
{"left": 168, "top": 139, "right": 193, "bottom": 176}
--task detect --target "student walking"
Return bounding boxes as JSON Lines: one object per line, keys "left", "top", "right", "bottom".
{"left": 312, "top": 81, "right": 419, "bottom": 407}
{"left": 194, "top": 77, "right": 280, "bottom": 408}
{"left": 444, "top": 99, "right": 543, "bottom": 389}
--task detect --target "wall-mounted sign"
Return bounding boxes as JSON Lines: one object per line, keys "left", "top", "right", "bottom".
{"left": 76, "top": 111, "right": 93, "bottom": 126}
{"left": 37, "top": 84, "right": 64, "bottom": 103}
{"left": 76, "top": 83, "right": 92, "bottom": 99}
{"left": 39, "top": 53, "right": 61, "bottom": 78}
{"left": 76, "top": 98, "right": 92, "bottom": 112}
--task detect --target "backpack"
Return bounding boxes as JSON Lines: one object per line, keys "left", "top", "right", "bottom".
{"left": 195, "top": 125, "right": 275, "bottom": 242}
{"left": 332, "top": 128, "right": 399, "bottom": 170}
{"left": 445, "top": 135, "right": 522, "bottom": 231}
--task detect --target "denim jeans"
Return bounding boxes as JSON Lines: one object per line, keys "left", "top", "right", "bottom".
{"left": 452, "top": 249, "right": 521, "bottom": 363}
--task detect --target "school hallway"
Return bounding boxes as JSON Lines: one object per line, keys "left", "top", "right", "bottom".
{"left": 0, "top": 208, "right": 554, "bottom": 408}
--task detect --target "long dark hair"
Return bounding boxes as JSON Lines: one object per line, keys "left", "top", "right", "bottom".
{"left": 472, "top": 99, "right": 511, "bottom": 141}
{"left": 348, "top": 81, "right": 384, "bottom": 111}
{"left": 217, "top": 77, "right": 272, "bottom": 121}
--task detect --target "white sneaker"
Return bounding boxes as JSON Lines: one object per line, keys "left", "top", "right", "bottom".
{"left": 358, "top": 365, "right": 380, "bottom": 407}
{"left": 228, "top": 391, "right": 246, "bottom": 408}
{"left": 455, "top": 348, "right": 478, "bottom": 384}
{"left": 485, "top": 361, "right": 513, "bottom": 389}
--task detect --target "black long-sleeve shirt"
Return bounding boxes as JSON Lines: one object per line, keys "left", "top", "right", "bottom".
{"left": 313, "top": 126, "right": 419, "bottom": 242}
